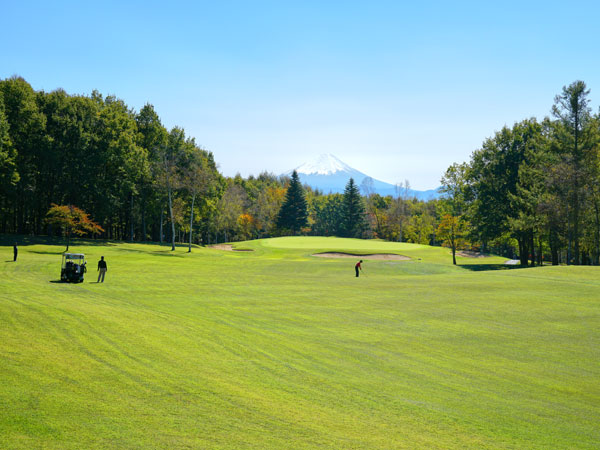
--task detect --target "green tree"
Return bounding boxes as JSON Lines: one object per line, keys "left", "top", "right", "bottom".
{"left": 340, "top": 178, "right": 367, "bottom": 238}
{"left": 311, "top": 193, "right": 344, "bottom": 236}
{"left": 506, "top": 119, "right": 548, "bottom": 266}
{"left": 0, "top": 76, "right": 46, "bottom": 233}
{"left": 551, "top": 80, "right": 593, "bottom": 264}
{"left": 438, "top": 163, "right": 469, "bottom": 263}
{"left": 182, "top": 148, "right": 218, "bottom": 251}
{"left": 0, "top": 91, "right": 19, "bottom": 230}
{"left": 436, "top": 214, "right": 467, "bottom": 265}
{"left": 136, "top": 103, "right": 168, "bottom": 241}
{"left": 276, "top": 170, "right": 308, "bottom": 234}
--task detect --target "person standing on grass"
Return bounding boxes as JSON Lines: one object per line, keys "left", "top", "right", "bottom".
{"left": 13, "top": 242, "right": 18, "bottom": 262}
{"left": 97, "top": 256, "right": 107, "bottom": 283}
{"left": 355, "top": 259, "right": 363, "bottom": 277}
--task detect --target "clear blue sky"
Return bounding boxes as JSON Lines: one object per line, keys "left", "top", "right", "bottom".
{"left": 2, "top": 0, "right": 599, "bottom": 189}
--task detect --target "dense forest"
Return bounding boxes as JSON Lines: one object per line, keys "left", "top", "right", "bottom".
{"left": 440, "top": 81, "right": 600, "bottom": 266}
{"left": 1, "top": 76, "right": 599, "bottom": 264}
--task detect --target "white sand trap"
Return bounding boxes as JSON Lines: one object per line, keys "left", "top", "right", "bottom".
{"left": 313, "top": 252, "right": 410, "bottom": 260}
{"left": 208, "top": 244, "right": 253, "bottom": 252}
{"left": 457, "top": 251, "right": 489, "bottom": 258}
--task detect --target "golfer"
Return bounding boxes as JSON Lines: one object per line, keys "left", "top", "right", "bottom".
{"left": 355, "top": 260, "right": 363, "bottom": 277}
{"left": 97, "top": 256, "right": 107, "bottom": 283}
{"left": 13, "top": 242, "right": 18, "bottom": 262}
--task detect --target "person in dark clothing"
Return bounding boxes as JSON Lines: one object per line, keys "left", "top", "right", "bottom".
{"left": 355, "top": 260, "right": 363, "bottom": 277}
{"left": 97, "top": 256, "right": 107, "bottom": 282}
{"left": 13, "top": 243, "right": 18, "bottom": 262}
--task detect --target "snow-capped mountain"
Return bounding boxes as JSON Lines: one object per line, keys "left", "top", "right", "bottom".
{"left": 294, "top": 153, "right": 354, "bottom": 175}
{"left": 284, "top": 154, "right": 440, "bottom": 200}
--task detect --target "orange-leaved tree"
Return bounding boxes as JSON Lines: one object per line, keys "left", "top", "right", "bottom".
{"left": 237, "top": 213, "right": 256, "bottom": 241}
{"left": 45, "top": 204, "right": 104, "bottom": 251}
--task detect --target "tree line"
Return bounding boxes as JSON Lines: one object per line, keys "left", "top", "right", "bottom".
{"left": 0, "top": 76, "right": 442, "bottom": 248}
{"left": 4, "top": 76, "right": 596, "bottom": 265}
{"left": 439, "top": 80, "right": 600, "bottom": 265}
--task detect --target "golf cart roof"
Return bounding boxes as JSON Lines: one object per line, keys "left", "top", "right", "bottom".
{"left": 63, "top": 253, "right": 85, "bottom": 258}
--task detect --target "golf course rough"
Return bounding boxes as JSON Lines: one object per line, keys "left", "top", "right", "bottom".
{"left": 0, "top": 236, "right": 599, "bottom": 449}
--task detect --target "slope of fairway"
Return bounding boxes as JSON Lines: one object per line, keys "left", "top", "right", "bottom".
{"left": 1, "top": 237, "right": 599, "bottom": 449}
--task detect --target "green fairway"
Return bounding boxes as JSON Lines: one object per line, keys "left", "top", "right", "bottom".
{"left": 1, "top": 237, "right": 599, "bottom": 449}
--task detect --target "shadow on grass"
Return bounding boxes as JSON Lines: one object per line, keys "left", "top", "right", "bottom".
{"left": 459, "top": 263, "right": 528, "bottom": 271}
{"left": 0, "top": 235, "right": 121, "bottom": 247}
{"left": 1, "top": 234, "right": 200, "bottom": 252}
{"left": 49, "top": 280, "right": 90, "bottom": 284}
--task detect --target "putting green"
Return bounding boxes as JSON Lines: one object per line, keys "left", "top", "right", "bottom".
{"left": 0, "top": 237, "right": 598, "bottom": 449}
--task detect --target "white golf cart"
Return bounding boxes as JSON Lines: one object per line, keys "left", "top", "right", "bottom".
{"left": 61, "top": 253, "right": 87, "bottom": 283}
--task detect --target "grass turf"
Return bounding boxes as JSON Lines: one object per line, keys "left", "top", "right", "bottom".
{"left": 0, "top": 236, "right": 599, "bottom": 449}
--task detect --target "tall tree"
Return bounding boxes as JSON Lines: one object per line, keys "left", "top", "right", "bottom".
{"left": 0, "top": 77, "right": 46, "bottom": 233}
{"left": 182, "top": 148, "right": 217, "bottom": 251}
{"left": 276, "top": 170, "right": 308, "bottom": 234}
{"left": 551, "top": 80, "right": 593, "bottom": 264}
{"left": 136, "top": 103, "right": 168, "bottom": 241}
{"left": 0, "top": 91, "right": 19, "bottom": 231}
{"left": 162, "top": 128, "right": 188, "bottom": 250}
{"left": 340, "top": 178, "right": 367, "bottom": 238}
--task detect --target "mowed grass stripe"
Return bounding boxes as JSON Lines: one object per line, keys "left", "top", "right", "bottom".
{"left": 1, "top": 237, "right": 599, "bottom": 449}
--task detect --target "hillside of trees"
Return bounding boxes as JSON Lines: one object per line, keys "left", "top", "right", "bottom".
{"left": 1, "top": 76, "right": 599, "bottom": 264}
{"left": 440, "top": 81, "right": 600, "bottom": 266}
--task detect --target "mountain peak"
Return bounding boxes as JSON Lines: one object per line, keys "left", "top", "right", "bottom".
{"left": 284, "top": 154, "right": 440, "bottom": 199}
{"left": 293, "top": 153, "right": 354, "bottom": 176}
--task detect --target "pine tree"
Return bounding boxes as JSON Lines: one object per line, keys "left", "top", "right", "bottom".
{"left": 276, "top": 170, "right": 308, "bottom": 234}
{"left": 341, "top": 178, "right": 367, "bottom": 238}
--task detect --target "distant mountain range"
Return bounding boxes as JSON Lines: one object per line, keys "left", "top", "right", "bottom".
{"left": 283, "top": 154, "right": 440, "bottom": 200}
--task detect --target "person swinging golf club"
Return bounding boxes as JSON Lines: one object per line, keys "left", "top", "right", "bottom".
{"left": 355, "top": 259, "right": 363, "bottom": 277}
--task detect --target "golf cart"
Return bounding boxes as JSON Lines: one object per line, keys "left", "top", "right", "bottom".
{"left": 61, "top": 253, "right": 87, "bottom": 283}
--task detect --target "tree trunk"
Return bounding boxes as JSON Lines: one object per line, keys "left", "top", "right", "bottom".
{"left": 451, "top": 239, "right": 457, "bottom": 265}
{"left": 529, "top": 230, "right": 535, "bottom": 267}
{"left": 518, "top": 237, "right": 528, "bottom": 266}
{"left": 594, "top": 197, "right": 600, "bottom": 265}
{"left": 188, "top": 193, "right": 196, "bottom": 252}
{"left": 160, "top": 209, "right": 164, "bottom": 243}
{"left": 573, "top": 188, "right": 580, "bottom": 265}
{"left": 549, "top": 227, "right": 559, "bottom": 265}
{"left": 130, "top": 193, "right": 134, "bottom": 242}
{"left": 168, "top": 188, "right": 175, "bottom": 251}
{"left": 142, "top": 209, "right": 146, "bottom": 242}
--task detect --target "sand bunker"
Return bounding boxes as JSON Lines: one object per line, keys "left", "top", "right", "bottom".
{"left": 208, "top": 244, "right": 253, "bottom": 252}
{"left": 457, "top": 251, "right": 489, "bottom": 258}
{"left": 313, "top": 252, "right": 410, "bottom": 261}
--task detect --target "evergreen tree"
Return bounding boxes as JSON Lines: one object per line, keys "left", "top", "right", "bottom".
{"left": 276, "top": 170, "right": 308, "bottom": 234}
{"left": 341, "top": 178, "right": 367, "bottom": 238}
{"left": 551, "top": 80, "right": 593, "bottom": 264}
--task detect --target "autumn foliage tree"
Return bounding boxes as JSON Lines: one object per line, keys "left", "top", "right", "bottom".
{"left": 237, "top": 213, "right": 256, "bottom": 240}
{"left": 45, "top": 204, "right": 104, "bottom": 251}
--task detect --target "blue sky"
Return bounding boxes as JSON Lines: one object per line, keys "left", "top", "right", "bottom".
{"left": 2, "top": 0, "right": 600, "bottom": 189}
